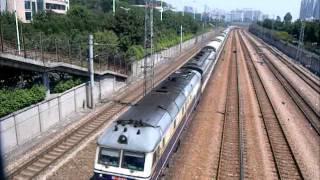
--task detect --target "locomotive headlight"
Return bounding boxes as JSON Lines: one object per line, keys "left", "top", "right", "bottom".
{"left": 99, "top": 173, "right": 103, "bottom": 177}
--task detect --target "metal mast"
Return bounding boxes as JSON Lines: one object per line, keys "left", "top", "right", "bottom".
{"left": 143, "top": 0, "right": 155, "bottom": 96}
{"left": 295, "top": 22, "right": 305, "bottom": 63}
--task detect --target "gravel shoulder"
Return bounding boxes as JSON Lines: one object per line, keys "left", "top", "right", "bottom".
{"left": 235, "top": 32, "right": 276, "bottom": 180}
{"left": 243, "top": 30, "right": 320, "bottom": 179}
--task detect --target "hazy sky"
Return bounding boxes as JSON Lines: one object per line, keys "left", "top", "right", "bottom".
{"left": 164, "top": 0, "right": 302, "bottom": 20}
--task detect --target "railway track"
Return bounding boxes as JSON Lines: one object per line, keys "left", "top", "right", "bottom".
{"left": 6, "top": 34, "right": 213, "bottom": 180}
{"left": 251, "top": 34, "right": 320, "bottom": 95}
{"left": 216, "top": 31, "right": 244, "bottom": 179}
{"left": 238, "top": 30, "right": 304, "bottom": 179}
{"left": 242, "top": 30, "right": 320, "bottom": 136}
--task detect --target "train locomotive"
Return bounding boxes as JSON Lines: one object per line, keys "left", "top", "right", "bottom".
{"left": 93, "top": 28, "right": 231, "bottom": 180}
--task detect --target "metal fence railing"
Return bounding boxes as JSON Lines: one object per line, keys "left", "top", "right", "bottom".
{"left": 249, "top": 25, "right": 320, "bottom": 76}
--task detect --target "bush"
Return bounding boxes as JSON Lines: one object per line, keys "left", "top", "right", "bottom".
{"left": 125, "top": 45, "right": 144, "bottom": 60}
{"left": 274, "top": 31, "right": 292, "bottom": 42}
{"left": 52, "top": 78, "right": 83, "bottom": 93}
{"left": 0, "top": 85, "right": 45, "bottom": 118}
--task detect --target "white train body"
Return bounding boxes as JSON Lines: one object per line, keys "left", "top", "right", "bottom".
{"left": 93, "top": 27, "right": 231, "bottom": 180}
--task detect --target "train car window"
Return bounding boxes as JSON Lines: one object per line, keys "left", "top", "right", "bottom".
{"left": 99, "top": 148, "right": 120, "bottom": 167}
{"left": 122, "top": 151, "right": 145, "bottom": 171}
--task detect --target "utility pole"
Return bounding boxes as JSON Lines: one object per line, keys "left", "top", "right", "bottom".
{"left": 270, "top": 14, "right": 274, "bottom": 39}
{"left": 180, "top": 25, "right": 183, "bottom": 53}
{"left": 193, "top": 0, "right": 196, "bottom": 19}
{"left": 296, "top": 22, "right": 305, "bottom": 63}
{"left": 182, "top": 0, "right": 184, "bottom": 16}
{"left": 180, "top": 0, "right": 184, "bottom": 53}
{"left": 88, "top": 35, "right": 95, "bottom": 108}
{"left": 143, "top": 0, "right": 155, "bottom": 96}
{"left": 160, "top": 0, "right": 163, "bottom": 21}
{"left": 13, "top": 0, "right": 21, "bottom": 54}
{"left": 113, "top": 0, "right": 116, "bottom": 15}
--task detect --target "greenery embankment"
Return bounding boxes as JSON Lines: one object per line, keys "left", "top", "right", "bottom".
{"left": 257, "top": 13, "right": 320, "bottom": 55}
{"left": 0, "top": 71, "right": 85, "bottom": 118}
{"left": 51, "top": 78, "right": 84, "bottom": 93}
{"left": 0, "top": 85, "right": 45, "bottom": 118}
{"left": 0, "top": 0, "right": 215, "bottom": 60}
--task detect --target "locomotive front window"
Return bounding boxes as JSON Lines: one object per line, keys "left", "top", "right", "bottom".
{"left": 99, "top": 148, "right": 120, "bottom": 167}
{"left": 121, "top": 151, "right": 145, "bottom": 171}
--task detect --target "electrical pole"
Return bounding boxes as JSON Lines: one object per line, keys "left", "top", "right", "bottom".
{"left": 113, "top": 0, "right": 116, "bottom": 15}
{"left": 13, "top": 0, "right": 21, "bottom": 54}
{"left": 180, "top": 25, "right": 183, "bottom": 53}
{"left": 193, "top": 0, "right": 196, "bottom": 19}
{"left": 143, "top": 0, "right": 155, "bottom": 96}
{"left": 88, "top": 35, "right": 95, "bottom": 108}
{"left": 296, "top": 22, "right": 305, "bottom": 63}
{"left": 160, "top": 0, "right": 163, "bottom": 21}
{"left": 180, "top": 0, "right": 184, "bottom": 53}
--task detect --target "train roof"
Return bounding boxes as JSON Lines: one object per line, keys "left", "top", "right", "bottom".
{"left": 97, "top": 69, "right": 201, "bottom": 152}
{"left": 182, "top": 48, "right": 213, "bottom": 74}
{"left": 205, "top": 41, "right": 222, "bottom": 52}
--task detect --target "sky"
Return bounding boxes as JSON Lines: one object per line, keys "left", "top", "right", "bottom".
{"left": 164, "top": 0, "right": 302, "bottom": 20}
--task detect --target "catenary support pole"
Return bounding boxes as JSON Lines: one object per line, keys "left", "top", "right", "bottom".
{"left": 42, "top": 71, "right": 50, "bottom": 99}
{"left": 88, "top": 34, "right": 95, "bottom": 108}
{"left": 13, "top": 0, "right": 21, "bottom": 54}
{"left": 180, "top": 25, "right": 183, "bottom": 53}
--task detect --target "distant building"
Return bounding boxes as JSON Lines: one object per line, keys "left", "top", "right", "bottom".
{"left": 184, "top": 6, "right": 194, "bottom": 14}
{"left": 300, "top": 0, "right": 320, "bottom": 20}
{"left": 228, "top": 9, "right": 263, "bottom": 22}
{"left": 209, "top": 8, "right": 226, "bottom": 21}
{"left": 0, "top": 0, "right": 70, "bottom": 23}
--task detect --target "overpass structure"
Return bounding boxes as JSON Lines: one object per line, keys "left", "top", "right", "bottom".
{"left": 0, "top": 36, "right": 130, "bottom": 98}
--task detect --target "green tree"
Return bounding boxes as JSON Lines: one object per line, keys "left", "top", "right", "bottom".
{"left": 94, "top": 30, "right": 120, "bottom": 55}
{"left": 284, "top": 12, "right": 292, "bottom": 24}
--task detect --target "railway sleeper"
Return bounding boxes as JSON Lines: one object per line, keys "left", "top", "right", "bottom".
{"left": 25, "top": 166, "right": 41, "bottom": 173}
{"left": 52, "top": 148, "right": 65, "bottom": 154}
{"left": 43, "top": 154, "right": 56, "bottom": 161}
{"left": 38, "top": 158, "right": 51, "bottom": 164}
{"left": 32, "top": 161, "right": 47, "bottom": 169}
{"left": 65, "top": 138, "right": 79, "bottom": 144}
{"left": 48, "top": 150, "right": 63, "bottom": 157}
{"left": 76, "top": 130, "right": 90, "bottom": 136}
{"left": 61, "top": 141, "right": 75, "bottom": 147}
{"left": 19, "top": 169, "right": 35, "bottom": 177}
{"left": 73, "top": 133, "right": 86, "bottom": 138}
{"left": 87, "top": 123, "right": 101, "bottom": 128}
{"left": 87, "top": 123, "right": 100, "bottom": 128}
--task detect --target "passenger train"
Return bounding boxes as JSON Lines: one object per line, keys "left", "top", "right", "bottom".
{"left": 93, "top": 27, "right": 231, "bottom": 180}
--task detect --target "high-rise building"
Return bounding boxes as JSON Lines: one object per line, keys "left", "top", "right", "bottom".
{"left": 184, "top": 6, "right": 194, "bottom": 14}
{"left": 300, "top": 0, "right": 320, "bottom": 20}
{"left": 229, "top": 9, "right": 263, "bottom": 22}
{"left": 0, "top": 0, "right": 70, "bottom": 23}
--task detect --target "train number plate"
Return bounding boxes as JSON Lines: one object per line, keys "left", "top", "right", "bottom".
{"left": 111, "top": 176, "right": 127, "bottom": 180}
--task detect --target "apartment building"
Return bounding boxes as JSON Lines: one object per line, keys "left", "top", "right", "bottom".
{"left": 0, "top": 0, "right": 69, "bottom": 23}
{"left": 300, "top": 0, "right": 320, "bottom": 20}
